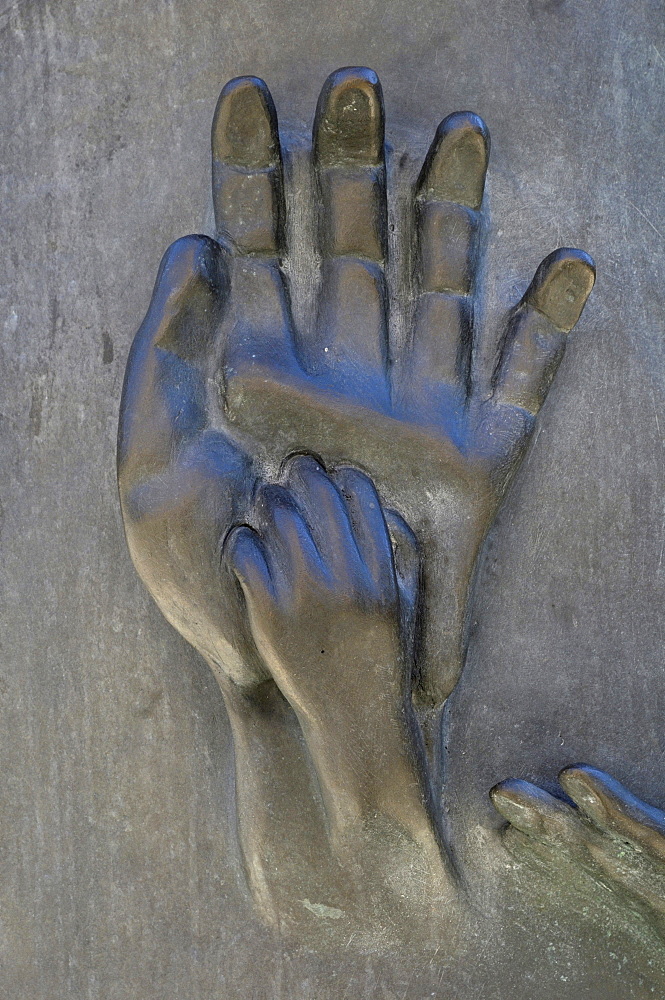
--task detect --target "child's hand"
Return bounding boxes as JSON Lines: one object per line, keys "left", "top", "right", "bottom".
{"left": 224, "top": 455, "right": 443, "bottom": 853}
{"left": 224, "top": 454, "right": 418, "bottom": 725}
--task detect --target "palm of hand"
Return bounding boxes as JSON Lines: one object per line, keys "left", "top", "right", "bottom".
{"left": 118, "top": 67, "right": 594, "bottom": 708}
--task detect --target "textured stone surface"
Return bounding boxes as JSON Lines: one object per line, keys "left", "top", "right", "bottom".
{"left": 1, "top": 0, "right": 665, "bottom": 996}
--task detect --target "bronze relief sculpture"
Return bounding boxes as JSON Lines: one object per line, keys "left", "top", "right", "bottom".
{"left": 117, "top": 67, "right": 665, "bottom": 951}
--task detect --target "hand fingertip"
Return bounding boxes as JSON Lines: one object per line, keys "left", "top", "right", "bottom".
{"left": 222, "top": 525, "right": 261, "bottom": 581}
{"left": 559, "top": 765, "right": 625, "bottom": 821}
{"left": 490, "top": 781, "right": 532, "bottom": 829}
{"left": 282, "top": 451, "right": 327, "bottom": 484}
{"left": 313, "top": 66, "right": 384, "bottom": 165}
{"left": 526, "top": 248, "right": 596, "bottom": 332}
{"left": 132, "top": 235, "right": 230, "bottom": 368}
{"left": 417, "top": 111, "right": 490, "bottom": 208}
{"left": 212, "top": 75, "right": 280, "bottom": 169}
{"left": 221, "top": 524, "right": 246, "bottom": 570}
{"left": 490, "top": 778, "right": 568, "bottom": 840}
{"left": 332, "top": 463, "right": 375, "bottom": 502}
{"left": 384, "top": 508, "right": 417, "bottom": 545}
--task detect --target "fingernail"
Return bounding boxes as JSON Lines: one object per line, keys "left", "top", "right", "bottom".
{"left": 417, "top": 112, "right": 489, "bottom": 208}
{"left": 526, "top": 248, "right": 596, "bottom": 331}
{"left": 212, "top": 76, "right": 280, "bottom": 169}
{"left": 314, "top": 67, "right": 384, "bottom": 165}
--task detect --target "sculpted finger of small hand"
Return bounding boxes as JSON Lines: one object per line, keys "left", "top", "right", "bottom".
{"left": 224, "top": 525, "right": 275, "bottom": 612}
{"left": 212, "top": 76, "right": 284, "bottom": 255}
{"left": 118, "top": 235, "right": 229, "bottom": 476}
{"left": 253, "top": 482, "right": 325, "bottom": 590}
{"left": 492, "top": 249, "right": 595, "bottom": 414}
{"left": 559, "top": 766, "right": 665, "bottom": 864}
{"left": 490, "top": 778, "right": 582, "bottom": 845}
{"left": 282, "top": 454, "right": 361, "bottom": 581}
{"left": 383, "top": 510, "right": 420, "bottom": 622}
{"left": 332, "top": 465, "right": 396, "bottom": 597}
{"left": 313, "top": 66, "right": 386, "bottom": 260}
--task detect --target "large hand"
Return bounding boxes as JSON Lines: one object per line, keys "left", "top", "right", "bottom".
{"left": 214, "top": 68, "right": 596, "bottom": 709}
{"left": 491, "top": 766, "right": 665, "bottom": 939}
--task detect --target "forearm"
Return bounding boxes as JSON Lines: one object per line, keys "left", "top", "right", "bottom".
{"left": 214, "top": 671, "right": 336, "bottom": 927}
{"left": 295, "top": 684, "right": 441, "bottom": 854}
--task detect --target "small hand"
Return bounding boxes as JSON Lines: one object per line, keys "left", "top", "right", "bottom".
{"left": 491, "top": 765, "right": 665, "bottom": 937}
{"left": 223, "top": 455, "right": 438, "bottom": 850}
{"left": 213, "top": 69, "right": 596, "bottom": 709}
{"left": 224, "top": 454, "right": 417, "bottom": 722}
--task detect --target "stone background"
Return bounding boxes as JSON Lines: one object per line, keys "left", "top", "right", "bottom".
{"left": 1, "top": 0, "right": 664, "bottom": 996}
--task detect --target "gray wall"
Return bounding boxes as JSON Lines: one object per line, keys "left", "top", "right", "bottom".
{"left": 2, "top": 0, "right": 664, "bottom": 996}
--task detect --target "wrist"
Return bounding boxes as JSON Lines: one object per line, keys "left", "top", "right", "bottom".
{"left": 298, "top": 693, "right": 433, "bottom": 841}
